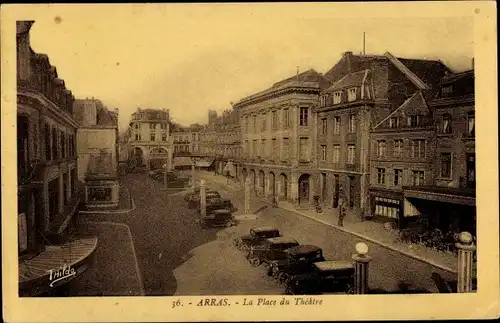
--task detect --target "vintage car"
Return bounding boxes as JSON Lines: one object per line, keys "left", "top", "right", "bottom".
{"left": 234, "top": 227, "right": 281, "bottom": 252}
{"left": 199, "top": 209, "right": 235, "bottom": 228}
{"left": 267, "top": 245, "right": 325, "bottom": 285}
{"left": 187, "top": 190, "right": 222, "bottom": 208}
{"left": 284, "top": 260, "right": 355, "bottom": 295}
{"left": 203, "top": 197, "right": 237, "bottom": 215}
{"left": 184, "top": 186, "right": 211, "bottom": 202}
{"left": 246, "top": 237, "right": 300, "bottom": 267}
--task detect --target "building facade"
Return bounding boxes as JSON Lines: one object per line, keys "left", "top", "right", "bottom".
{"left": 403, "top": 70, "right": 476, "bottom": 235}
{"left": 74, "top": 98, "right": 120, "bottom": 208}
{"left": 17, "top": 21, "right": 97, "bottom": 296}
{"left": 318, "top": 51, "right": 450, "bottom": 221}
{"left": 234, "top": 69, "right": 332, "bottom": 206}
{"left": 127, "top": 107, "right": 172, "bottom": 172}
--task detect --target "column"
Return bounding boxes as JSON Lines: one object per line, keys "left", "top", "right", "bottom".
{"left": 352, "top": 242, "right": 372, "bottom": 294}
{"left": 456, "top": 232, "right": 476, "bottom": 293}
{"left": 200, "top": 180, "right": 206, "bottom": 217}
{"left": 244, "top": 177, "right": 251, "bottom": 215}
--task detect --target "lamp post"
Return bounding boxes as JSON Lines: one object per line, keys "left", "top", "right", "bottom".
{"left": 163, "top": 163, "right": 168, "bottom": 188}
{"left": 352, "top": 242, "right": 372, "bottom": 294}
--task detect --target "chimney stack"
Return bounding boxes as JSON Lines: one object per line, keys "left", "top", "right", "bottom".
{"left": 344, "top": 51, "right": 353, "bottom": 73}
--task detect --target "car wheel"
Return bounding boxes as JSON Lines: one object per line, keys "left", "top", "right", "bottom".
{"left": 248, "top": 257, "right": 261, "bottom": 267}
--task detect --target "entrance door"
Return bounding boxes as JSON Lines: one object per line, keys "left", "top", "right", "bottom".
{"left": 298, "top": 174, "right": 310, "bottom": 204}
{"left": 348, "top": 176, "right": 355, "bottom": 208}
{"left": 466, "top": 153, "right": 475, "bottom": 188}
{"left": 333, "top": 174, "right": 340, "bottom": 208}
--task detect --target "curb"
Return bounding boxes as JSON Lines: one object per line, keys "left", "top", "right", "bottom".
{"left": 259, "top": 199, "right": 458, "bottom": 274}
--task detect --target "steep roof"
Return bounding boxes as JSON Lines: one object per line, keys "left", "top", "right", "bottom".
{"left": 439, "top": 69, "right": 474, "bottom": 85}
{"left": 373, "top": 91, "right": 429, "bottom": 129}
{"left": 324, "top": 69, "right": 369, "bottom": 92}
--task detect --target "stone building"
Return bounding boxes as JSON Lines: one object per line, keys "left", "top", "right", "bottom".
{"left": 17, "top": 21, "right": 97, "bottom": 296}
{"left": 318, "top": 51, "right": 451, "bottom": 221}
{"left": 73, "top": 98, "right": 120, "bottom": 209}
{"left": 403, "top": 69, "right": 476, "bottom": 235}
{"left": 234, "top": 69, "right": 332, "bottom": 206}
{"left": 127, "top": 107, "right": 172, "bottom": 172}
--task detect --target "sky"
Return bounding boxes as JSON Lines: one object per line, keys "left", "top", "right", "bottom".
{"left": 25, "top": 4, "right": 474, "bottom": 132}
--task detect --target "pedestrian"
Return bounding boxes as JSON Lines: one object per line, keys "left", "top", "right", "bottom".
{"left": 338, "top": 197, "right": 346, "bottom": 227}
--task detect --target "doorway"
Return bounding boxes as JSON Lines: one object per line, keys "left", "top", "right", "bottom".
{"left": 298, "top": 174, "right": 310, "bottom": 205}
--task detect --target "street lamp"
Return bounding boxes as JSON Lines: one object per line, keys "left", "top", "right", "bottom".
{"left": 163, "top": 163, "right": 168, "bottom": 187}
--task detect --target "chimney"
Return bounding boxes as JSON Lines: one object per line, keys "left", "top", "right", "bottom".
{"left": 472, "top": 57, "right": 475, "bottom": 70}
{"left": 344, "top": 51, "right": 353, "bottom": 73}
{"left": 114, "top": 108, "right": 119, "bottom": 115}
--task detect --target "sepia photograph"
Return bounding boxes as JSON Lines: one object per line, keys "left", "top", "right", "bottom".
{"left": 2, "top": 2, "right": 499, "bottom": 322}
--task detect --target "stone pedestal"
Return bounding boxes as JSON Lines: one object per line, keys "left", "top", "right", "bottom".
{"left": 200, "top": 180, "right": 206, "bottom": 218}
{"left": 235, "top": 177, "right": 257, "bottom": 221}
{"left": 456, "top": 232, "right": 476, "bottom": 293}
{"left": 352, "top": 242, "right": 372, "bottom": 294}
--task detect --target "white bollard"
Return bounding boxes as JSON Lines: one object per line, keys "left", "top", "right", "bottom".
{"left": 200, "top": 179, "right": 206, "bottom": 218}
{"left": 456, "top": 231, "right": 476, "bottom": 293}
{"left": 352, "top": 242, "right": 372, "bottom": 294}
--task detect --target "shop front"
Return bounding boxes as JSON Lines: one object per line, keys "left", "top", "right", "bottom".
{"left": 369, "top": 188, "right": 405, "bottom": 228}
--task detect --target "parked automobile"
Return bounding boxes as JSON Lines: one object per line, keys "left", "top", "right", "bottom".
{"left": 234, "top": 227, "right": 281, "bottom": 252}
{"left": 204, "top": 197, "right": 237, "bottom": 215}
{"left": 184, "top": 186, "right": 211, "bottom": 202}
{"left": 284, "top": 260, "right": 355, "bottom": 295}
{"left": 187, "top": 190, "right": 220, "bottom": 208}
{"left": 246, "top": 237, "right": 299, "bottom": 267}
{"left": 267, "top": 245, "right": 325, "bottom": 286}
{"left": 150, "top": 170, "right": 177, "bottom": 182}
{"left": 199, "top": 209, "right": 236, "bottom": 228}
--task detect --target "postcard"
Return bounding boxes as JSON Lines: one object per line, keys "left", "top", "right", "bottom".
{"left": 1, "top": 2, "right": 499, "bottom": 322}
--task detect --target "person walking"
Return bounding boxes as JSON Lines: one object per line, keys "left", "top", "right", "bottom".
{"left": 337, "top": 185, "right": 346, "bottom": 227}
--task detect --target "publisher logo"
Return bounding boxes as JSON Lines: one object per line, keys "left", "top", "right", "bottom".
{"left": 48, "top": 264, "right": 76, "bottom": 287}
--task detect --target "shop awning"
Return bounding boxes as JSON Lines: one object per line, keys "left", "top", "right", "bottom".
{"left": 19, "top": 237, "right": 98, "bottom": 296}
{"left": 403, "top": 186, "right": 476, "bottom": 206}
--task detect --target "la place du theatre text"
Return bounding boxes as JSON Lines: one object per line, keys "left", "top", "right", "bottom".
{"left": 171, "top": 297, "right": 323, "bottom": 308}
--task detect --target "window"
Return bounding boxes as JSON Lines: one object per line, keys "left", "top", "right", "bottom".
{"left": 440, "top": 153, "right": 452, "bottom": 178}
{"left": 244, "top": 117, "right": 249, "bottom": 132}
{"left": 347, "top": 145, "right": 355, "bottom": 164}
{"left": 244, "top": 140, "right": 249, "bottom": 156}
{"left": 135, "top": 123, "right": 139, "bottom": 130}
{"left": 253, "top": 115, "right": 257, "bottom": 132}
{"left": 45, "top": 124, "right": 51, "bottom": 160}
{"left": 394, "top": 139, "right": 403, "bottom": 158}
{"left": 135, "top": 133, "right": 141, "bottom": 141}
{"left": 272, "top": 111, "right": 277, "bottom": 129}
{"left": 333, "top": 145, "right": 340, "bottom": 163}
{"left": 261, "top": 113, "right": 267, "bottom": 132}
{"left": 377, "top": 168, "right": 386, "bottom": 185}
{"left": 299, "top": 137, "right": 310, "bottom": 161}
{"left": 150, "top": 133, "right": 156, "bottom": 141}
{"left": 412, "top": 170, "right": 425, "bottom": 186}
{"left": 162, "top": 133, "right": 167, "bottom": 141}
{"left": 394, "top": 169, "right": 402, "bottom": 186}
{"left": 252, "top": 140, "right": 257, "bottom": 157}
{"left": 261, "top": 139, "right": 266, "bottom": 157}
{"left": 408, "top": 115, "right": 421, "bottom": 127}
{"left": 320, "top": 95, "right": 326, "bottom": 107}
{"left": 333, "top": 91, "right": 342, "bottom": 104}
{"left": 321, "top": 145, "right": 327, "bottom": 161}
{"left": 348, "top": 114, "right": 356, "bottom": 133}
{"left": 60, "top": 131, "right": 66, "bottom": 158}
{"left": 377, "top": 140, "right": 386, "bottom": 157}
{"left": 321, "top": 118, "right": 327, "bottom": 135}
{"left": 272, "top": 138, "right": 277, "bottom": 159}
{"left": 412, "top": 140, "right": 426, "bottom": 158}
{"left": 467, "top": 112, "right": 475, "bottom": 136}
{"left": 333, "top": 116, "right": 341, "bottom": 134}
{"left": 149, "top": 123, "right": 156, "bottom": 130}
{"left": 442, "top": 114, "right": 452, "bottom": 134}
{"left": 466, "top": 153, "right": 475, "bottom": 187}
{"left": 51, "top": 127, "right": 58, "bottom": 159}
{"left": 282, "top": 137, "right": 290, "bottom": 159}
{"left": 283, "top": 108, "right": 290, "bottom": 127}
{"left": 299, "top": 107, "right": 309, "bottom": 126}
{"left": 347, "top": 88, "right": 357, "bottom": 102}
{"left": 389, "top": 117, "right": 399, "bottom": 128}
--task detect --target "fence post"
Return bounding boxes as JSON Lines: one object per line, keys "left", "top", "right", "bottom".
{"left": 200, "top": 179, "right": 206, "bottom": 218}
{"left": 352, "top": 242, "right": 372, "bottom": 294}
{"left": 456, "top": 231, "right": 475, "bottom": 293}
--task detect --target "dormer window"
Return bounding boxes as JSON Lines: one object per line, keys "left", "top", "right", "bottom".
{"left": 407, "top": 115, "right": 422, "bottom": 127}
{"left": 442, "top": 114, "right": 452, "bottom": 134}
{"left": 347, "top": 88, "right": 357, "bottom": 102}
{"left": 389, "top": 117, "right": 399, "bottom": 128}
{"left": 333, "top": 91, "right": 342, "bottom": 104}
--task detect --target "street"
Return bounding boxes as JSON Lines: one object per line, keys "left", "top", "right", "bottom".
{"left": 78, "top": 171, "right": 456, "bottom": 296}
